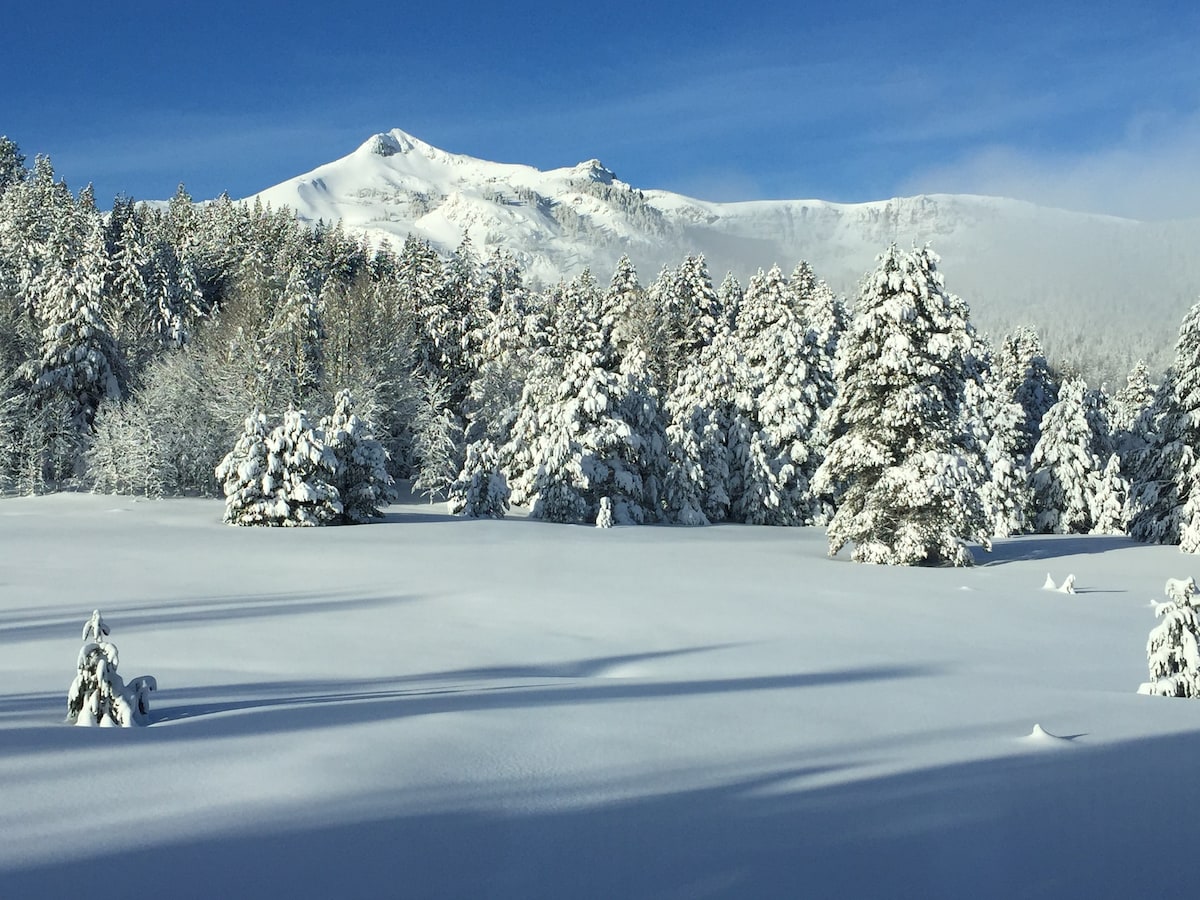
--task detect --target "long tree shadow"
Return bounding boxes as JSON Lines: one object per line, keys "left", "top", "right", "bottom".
{"left": 0, "top": 660, "right": 940, "bottom": 752}
{"left": 0, "top": 591, "right": 414, "bottom": 643}
{"left": 152, "top": 661, "right": 940, "bottom": 733}
{"left": 4, "top": 727, "right": 1199, "bottom": 899}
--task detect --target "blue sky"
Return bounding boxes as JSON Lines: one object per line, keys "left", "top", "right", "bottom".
{"left": 6, "top": 1, "right": 1199, "bottom": 218}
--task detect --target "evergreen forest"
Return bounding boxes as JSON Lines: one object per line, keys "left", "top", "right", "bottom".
{"left": 2, "top": 136, "right": 1197, "bottom": 567}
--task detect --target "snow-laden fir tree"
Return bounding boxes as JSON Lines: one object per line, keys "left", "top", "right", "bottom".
{"left": 727, "top": 265, "right": 830, "bottom": 526}
{"left": 503, "top": 278, "right": 666, "bottom": 526}
{"left": 215, "top": 410, "right": 281, "bottom": 525}
{"left": 26, "top": 203, "right": 121, "bottom": 432}
{"left": 410, "top": 376, "right": 464, "bottom": 502}
{"left": 462, "top": 256, "right": 536, "bottom": 450}
{"left": 962, "top": 357, "right": 1032, "bottom": 538}
{"left": 320, "top": 388, "right": 392, "bottom": 524}
{"left": 1091, "top": 452, "right": 1130, "bottom": 536}
{"left": 447, "top": 438, "right": 510, "bottom": 518}
{"left": 640, "top": 257, "right": 722, "bottom": 390}
{"left": 1139, "top": 579, "right": 1200, "bottom": 698}
{"left": 604, "top": 254, "right": 648, "bottom": 362}
{"left": 1110, "top": 359, "right": 1157, "bottom": 480}
{"left": 1112, "top": 360, "right": 1157, "bottom": 434}
{"left": 790, "top": 260, "right": 846, "bottom": 365}
{"left": 216, "top": 408, "right": 342, "bottom": 526}
{"left": 1027, "top": 377, "right": 1113, "bottom": 534}
{"left": 1129, "top": 302, "right": 1200, "bottom": 548}
{"left": 505, "top": 349, "right": 664, "bottom": 525}
{"left": 67, "top": 610, "right": 156, "bottom": 727}
{"left": 264, "top": 406, "right": 342, "bottom": 526}
{"left": 717, "top": 271, "right": 742, "bottom": 333}
{"left": 995, "top": 325, "right": 1059, "bottom": 461}
{"left": 0, "top": 136, "right": 24, "bottom": 195}
{"left": 266, "top": 254, "right": 326, "bottom": 406}
{"left": 661, "top": 332, "right": 739, "bottom": 525}
{"left": 812, "top": 245, "right": 990, "bottom": 566}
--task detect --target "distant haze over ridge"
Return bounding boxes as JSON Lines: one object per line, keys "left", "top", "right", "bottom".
{"left": 248, "top": 128, "right": 1200, "bottom": 382}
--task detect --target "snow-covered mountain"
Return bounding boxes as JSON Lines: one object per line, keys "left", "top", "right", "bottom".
{"left": 250, "top": 128, "right": 1200, "bottom": 379}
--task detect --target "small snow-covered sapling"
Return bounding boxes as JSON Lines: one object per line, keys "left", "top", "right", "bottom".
{"left": 1058, "top": 574, "right": 1076, "bottom": 594}
{"left": 66, "top": 610, "right": 156, "bottom": 726}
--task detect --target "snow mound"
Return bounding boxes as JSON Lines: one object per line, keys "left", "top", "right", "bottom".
{"left": 1024, "top": 723, "right": 1077, "bottom": 747}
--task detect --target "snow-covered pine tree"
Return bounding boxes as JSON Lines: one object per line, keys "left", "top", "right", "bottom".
{"left": 503, "top": 279, "right": 665, "bottom": 526}
{"left": 215, "top": 407, "right": 341, "bottom": 526}
{"left": 995, "top": 325, "right": 1059, "bottom": 461}
{"left": 1140, "top": 580, "right": 1200, "bottom": 697}
{"left": 1128, "top": 302, "right": 1200, "bottom": 548}
{"left": 676, "top": 254, "right": 724, "bottom": 354}
{"left": 411, "top": 376, "right": 464, "bottom": 502}
{"left": 790, "top": 259, "right": 846, "bottom": 365}
{"left": 1027, "top": 377, "right": 1112, "bottom": 534}
{"left": 661, "top": 332, "right": 739, "bottom": 525}
{"left": 1112, "top": 359, "right": 1157, "bottom": 433}
{"left": 447, "top": 438, "right": 510, "bottom": 518}
{"left": 419, "top": 236, "right": 482, "bottom": 412}
{"left": 643, "top": 259, "right": 721, "bottom": 390}
{"left": 605, "top": 254, "right": 652, "bottom": 363}
{"left": 0, "top": 136, "right": 24, "bottom": 196}
{"left": 812, "top": 245, "right": 990, "bottom": 566}
{"left": 263, "top": 407, "right": 342, "bottom": 526}
{"left": 320, "top": 388, "right": 392, "bottom": 524}
{"left": 727, "top": 265, "right": 829, "bottom": 525}
{"left": 717, "top": 271, "right": 743, "bottom": 333}
{"left": 266, "top": 253, "right": 326, "bottom": 406}
{"left": 962, "top": 354, "right": 1033, "bottom": 538}
{"left": 462, "top": 255, "right": 536, "bottom": 450}
{"left": 28, "top": 201, "right": 121, "bottom": 432}
{"left": 215, "top": 410, "right": 283, "bottom": 525}
{"left": 66, "top": 610, "right": 156, "bottom": 727}
{"left": 1091, "top": 452, "right": 1129, "bottom": 536}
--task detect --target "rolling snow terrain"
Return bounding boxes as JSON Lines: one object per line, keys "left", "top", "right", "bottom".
{"left": 251, "top": 128, "right": 1200, "bottom": 379}
{"left": 3, "top": 494, "right": 1200, "bottom": 898}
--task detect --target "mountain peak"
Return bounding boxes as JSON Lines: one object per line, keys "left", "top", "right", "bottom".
{"left": 247, "top": 127, "right": 1200, "bottom": 383}
{"left": 360, "top": 128, "right": 425, "bottom": 158}
{"left": 573, "top": 158, "right": 615, "bottom": 185}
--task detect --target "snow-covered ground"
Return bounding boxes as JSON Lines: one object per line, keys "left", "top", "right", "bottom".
{"left": 3, "top": 493, "right": 1198, "bottom": 898}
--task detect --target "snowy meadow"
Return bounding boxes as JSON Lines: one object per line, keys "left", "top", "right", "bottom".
{"left": 4, "top": 493, "right": 1200, "bottom": 899}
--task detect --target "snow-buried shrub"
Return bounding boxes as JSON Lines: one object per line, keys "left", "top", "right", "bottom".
{"left": 1139, "top": 577, "right": 1200, "bottom": 697}
{"left": 66, "top": 610, "right": 156, "bottom": 727}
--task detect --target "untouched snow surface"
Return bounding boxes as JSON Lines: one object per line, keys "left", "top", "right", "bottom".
{"left": 2, "top": 494, "right": 1199, "bottom": 898}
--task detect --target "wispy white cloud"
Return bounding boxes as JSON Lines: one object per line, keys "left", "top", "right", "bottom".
{"left": 899, "top": 107, "right": 1200, "bottom": 220}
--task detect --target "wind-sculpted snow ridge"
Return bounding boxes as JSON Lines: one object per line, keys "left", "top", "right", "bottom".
{"left": 246, "top": 128, "right": 1200, "bottom": 381}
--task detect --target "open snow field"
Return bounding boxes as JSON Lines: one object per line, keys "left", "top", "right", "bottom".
{"left": 3, "top": 493, "right": 1199, "bottom": 898}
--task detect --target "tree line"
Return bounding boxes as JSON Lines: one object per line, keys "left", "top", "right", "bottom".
{"left": 1, "top": 135, "right": 1197, "bottom": 566}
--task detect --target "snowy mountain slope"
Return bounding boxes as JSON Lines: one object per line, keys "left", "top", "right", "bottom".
{"left": 250, "top": 129, "right": 1200, "bottom": 377}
